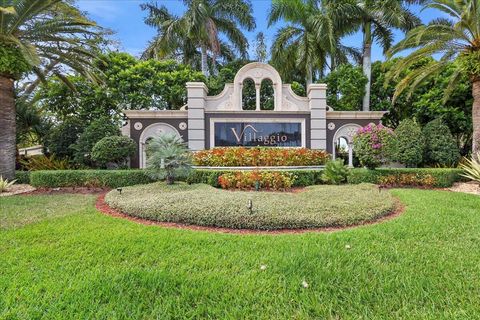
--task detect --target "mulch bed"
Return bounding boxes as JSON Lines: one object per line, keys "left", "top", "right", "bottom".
{"left": 22, "top": 187, "right": 109, "bottom": 195}
{"left": 95, "top": 192, "right": 405, "bottom": 235}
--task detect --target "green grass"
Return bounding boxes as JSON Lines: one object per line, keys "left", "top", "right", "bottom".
{"left": 105, "top": 182, "right": 395, "bottom": 230}
{"left": 1, "top": 190, "right": 480, "bottom": 319}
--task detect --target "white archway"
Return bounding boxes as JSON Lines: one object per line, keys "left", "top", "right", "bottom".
{"left": 332, "top": 124, "right": 361, "bottom": 167}
{"left": 139, "top": 123, "right": 181, "bottom": 169}
{"left": 233, "top": 62, "right": 283, "bottom": 111}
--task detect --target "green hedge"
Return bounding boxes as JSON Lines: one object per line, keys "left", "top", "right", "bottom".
{"left": 347, "top": 168, "right": 464, "bottom": 188}
{"left": 186, "top": 169, "right": 324, "bottom": 187}
{"left": 15, "top": 171, "right": 31, "bottom": 184}
{"left": 30, "top": 170, "right": 153, "bottom": 188}
{"left": 21, "top": 168, "right": 464, "bottom": 189}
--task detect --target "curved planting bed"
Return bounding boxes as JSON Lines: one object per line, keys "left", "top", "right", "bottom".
{"left": 104, "top": 183, "right": 397, "bottom": 230}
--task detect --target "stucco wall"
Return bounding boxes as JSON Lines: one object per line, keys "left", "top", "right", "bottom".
{"left": 128, "top": 118, "right": 188, "bottom": 168}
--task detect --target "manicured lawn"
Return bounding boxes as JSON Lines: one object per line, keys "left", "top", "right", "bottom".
{"left": 1, "top": 189, "right": 480, "bottom": 319}
{"left": 105, "top": 182, "right": 395, "bottom": 230}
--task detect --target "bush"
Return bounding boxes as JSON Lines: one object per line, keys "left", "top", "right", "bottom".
{"left": 30, "top": 170, "right": 153, "bottom": 188}
{"left": 378, "top": 174, "right": 436, "bottom": 188}
{"left": 321, "top": 160, "right": 349, "bottom": 185}
{"left": 15, "top": 171, "right": 31, "bottom": 184}
{"left": 218, "top": 171, "right": 296, "bottom": 191}
{"left": 186, "top": 169, "right": 324, "bottom": 187}
{"left": 44, "top": 117, "right": 84, "bottom": 159}
{"left": 423, "top": 119, "right": 460, "bottom": 166}
{"left": 72, "top": 117, "right": 120, "bottom": 166}
{"left": 392, "top": 119, "right": 424, "bottom": 167}
{"left": 193, "top": 147, "right": 329, "bottom": 167}
{"left": 347, "top": 168, "right": 463, "bottom": 188}
{"left": 105, "top": 182, "right": 395, "bottom": 230}
{"left": 92, "top": 136, "right": 136, "bottom": 169}
{"left": 353, "top": 123, "right": 395, "bottom": 169}
{"left": 19, "top": 155, "right": 73, "bottom": 171}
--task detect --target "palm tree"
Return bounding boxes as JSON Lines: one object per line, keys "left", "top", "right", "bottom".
{"left": 387, "top": 0, "right": 480, "bottom": 156}
{"left": 146, "top": 133, "right": 192, "bottom": 185}
{"left": 269, "top": 0, "right": 360, "bottom": 87}
{"left": 141, "top": 0, "right": 255, "bottom": 76}
{"left": 352, "top": 0, "right": 424, "bottom": 111}
{"left": 0, "top": 0, "right": 103, "bottom": 179}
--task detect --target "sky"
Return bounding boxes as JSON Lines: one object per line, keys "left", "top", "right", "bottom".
{"left": 75, "top": 0, "right": 443, "bottom": 61}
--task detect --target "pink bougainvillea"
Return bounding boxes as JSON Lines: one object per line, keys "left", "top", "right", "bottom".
{"left": 353, "top": 123, "right": 395, "bottom": 169}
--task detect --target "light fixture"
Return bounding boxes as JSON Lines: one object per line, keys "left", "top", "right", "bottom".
{"left": 247, "top": 199, "right": 253, "bottom": 214}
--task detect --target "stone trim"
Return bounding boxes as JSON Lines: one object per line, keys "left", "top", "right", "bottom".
{"left": 123, "top": 110, "right": 187, "bottom": 118}
{"left": 327, "top": 111, "right": 387, "bottom": 119}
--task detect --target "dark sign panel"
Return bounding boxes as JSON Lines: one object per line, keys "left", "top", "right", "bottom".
{"left": 214, "top": 122, "right": 302, "bottom": 147}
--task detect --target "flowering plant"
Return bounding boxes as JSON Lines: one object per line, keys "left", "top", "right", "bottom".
{"left": 193, "top": 147, "right": 329, "bottom": 167}
{"left": 218, "top": 171, "right": 296, "bottom": 191}
{"left": 353, "top": 123, "right": 394, "bottom": 169}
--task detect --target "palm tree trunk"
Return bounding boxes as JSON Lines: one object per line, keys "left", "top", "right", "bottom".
{"left": 201, "top": 45, "right": 208, "bottom": 77}
{"left": 330, "top": 55, "right": 335, "bottom": 72}
{"left": 362, "top": 22, "right": 372, "bottom": 112}
{"left": 472, "top": 80, "right": 480, "bottom": 159}
{"left": 0, "top": 75, "right": 16, "bottom": 180}
{"left": 306, "top": 65, "right": 313, "bottom": 88}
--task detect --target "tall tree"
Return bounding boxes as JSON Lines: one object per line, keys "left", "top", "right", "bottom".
{"left": 254, "top": 32, "right": 268, "bottom": 62}
{"left": 269, "top": 0, "right": 360, "bottom": 87}
{"left": 351, "top": 0, "right": 424, "bottom": 111}
{"left": 141, "top": 0, "right": 255, "bottom": 76}
{"left": 387, "top": 0, "right": 480, "bottom": 156}
{"left": 0, "top": 0, "right": 104, "bottom": 179}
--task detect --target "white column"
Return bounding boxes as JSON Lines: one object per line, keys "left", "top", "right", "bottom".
{"left": 255, "top": 83, "right": 261, "bottom": 111}
{"left": 308, "top": 84, "right": 327, "bottom": 150}
{"left": 348, "top": 143, "right": 354, "bottom": 168}
{"left": 186, "top": 82, "right": 208, "bottom": 150}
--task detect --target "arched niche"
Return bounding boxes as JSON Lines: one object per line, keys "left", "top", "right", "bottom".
{"left": 139, "top": 123, "right": 181, "bottom": 169}
{"left": 260, "top": 78, "right": 274, "bottom": 110}
{"left": 332, "top": 124, "right": 361, "bottom": 167}
{"left": 241, "top": 78, "right": 256, "bottom": 110}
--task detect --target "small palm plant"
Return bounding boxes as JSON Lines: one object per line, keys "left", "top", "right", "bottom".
{"left": 460, "top": 153, "right": 480, "bottom": 184}
{"left": 0, "top": 176, "right": 16, "bottom": 193}
{"left": 146, "top": 133, "right": 192, "bottom": 185}
{"left": 321, "top": 159, "right": 349, "bottom": 185}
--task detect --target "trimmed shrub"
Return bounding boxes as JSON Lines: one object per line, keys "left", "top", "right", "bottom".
{"left": 392, "top": 119, "right": 424, "bottom": 167}
{"left": 15, "top": 171, "right": 31, "bottom": 184}
{"left": 105, "top": 183, "right": 395, "bottom": 230}
{"left": 347, "top": 168, "right": 463, "bottom": 188}
{"left": 193, "top": 147, "right": 329, "bottom": 167}
{"left": 378, "top": 174, "right": 436, "bottom": 188}
{"left": 30, "top": 170, "right": 153, "bottom": 188}
{"left": 218, "top": 171, "right": 296, "bottom": 191}
{"left": 423, "top": 119, "right": 460, "bottom": 166}
{"left": 186, "top": 169, "right": 324, "bottom": 187}
{"left": 321, "top": 160, "right": 349, "bottom": 185}
{"left": 92, "top": 136, "right": 136, "bottom": 168}
{"left": 353, "top": 123, "right": 395, "bottom": 169}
